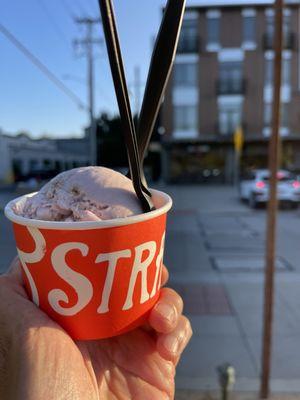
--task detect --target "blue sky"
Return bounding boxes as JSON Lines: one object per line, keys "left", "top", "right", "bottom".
{"left": 0, "top": 0, "right": 167, "bottom": 138}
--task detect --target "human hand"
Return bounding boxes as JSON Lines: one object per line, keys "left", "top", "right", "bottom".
{"left": 0, "top": 258, "right": 192, "bottom": 400}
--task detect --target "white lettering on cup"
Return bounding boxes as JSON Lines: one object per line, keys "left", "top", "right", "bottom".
{"left": 150, "top": 232, "right": 166, "bottom": 298}
{"left": 48, "top": 243, "right": 93, "bottom": 316}
{"left": 122, "top": 241, "right": 157, "bottom": 311}
{"left": 17, "top": 227, "right": 46, "bottom": 306}
{"left": 96, "top": 250, "right": 131, "bottom": 314}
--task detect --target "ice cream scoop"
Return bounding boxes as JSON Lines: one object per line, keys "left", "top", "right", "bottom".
{"left": 13, "top": 167, "right": 143, "bottom": 222}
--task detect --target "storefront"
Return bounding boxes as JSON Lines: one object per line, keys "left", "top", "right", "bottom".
{"left": 162, "top": 138, "right": 300, "bottom": 184}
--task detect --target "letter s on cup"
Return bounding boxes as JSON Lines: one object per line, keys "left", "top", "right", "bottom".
{"left": 17, "top": 227, "right": 46, "bottom": 306}
{"left": 48, "top": 243, "right": 93, "bottom": 316}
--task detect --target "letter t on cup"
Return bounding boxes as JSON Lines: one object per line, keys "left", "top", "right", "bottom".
{"left": 96, "top": 250, "right": 131, "bottom": 314}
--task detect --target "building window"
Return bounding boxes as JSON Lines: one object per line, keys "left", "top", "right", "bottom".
{"left": 265, "top": 57, "right": 274, "bottom": 85}
{"left": 243, "top": 9, "right": 256, "bottom": 46}
{"left": 266, "top": 11, "right": 275, "bottom": 39}
{"left": 177, "top": 18, "right": 199, "bottom": 54}
{"left": 264, "top": 103, "right": 272, "bottom": 126}
{"left": 218, "top": 104, "right": 242, "bottom": 135}
{"left": 265, "top": 8, "right": 293, "bottom": 49}
{"left": 43, "top": 159, "right": 51, "bottom": 168}
{"left": 54, "top": 160, "right": 62, "bottom": 172}
{"left": 264, "top": 103, "right": 289, "bottom": 128}
{"left": 281, "top": 103, "right": 289, "bottom": 127}
{"left": 282, "top": 57, "right": 291, "bottom": 86}
{"left": 218, "top": 61, "right": 244, "bottom": 94}
{"left": 265, "top": 52, "right": 291, "bottom": 87}
{"left": 173, "top": 63, "right": 198, "bottom": 87}
{"left": 12, "top": 159, "right": 24, "bottom": 178}
{"left": 174, "top": 105, "right": 198, "bottom": 131}
{"left": 283, "top": 10, "right": 292, "bottom": 43}
{"left": 206, "top": 10, "right": 220, "bottom": 50}
{"left": 29, "top": 159, "right": 39, "bottom": 172}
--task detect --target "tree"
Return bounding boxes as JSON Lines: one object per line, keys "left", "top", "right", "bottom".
{"left": 96, "top": 113, "right": 128, "bottom": 168}
{"left": 96, "top": 112, "right": 162, "bottom": 181}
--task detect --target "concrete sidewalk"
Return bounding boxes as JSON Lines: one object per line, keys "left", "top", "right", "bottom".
{"left": 176, "top": 391, "right": 300, "bottom": 399}
{"left": 152, "top": 183, "right": 300, "bottom": 396}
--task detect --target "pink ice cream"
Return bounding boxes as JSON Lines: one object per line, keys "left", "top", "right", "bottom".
{"left": 14, "top": 167, "right": 143, "bottom": 222}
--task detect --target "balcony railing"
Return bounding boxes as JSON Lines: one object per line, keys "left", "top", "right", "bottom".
{"left": 177, "top": 37, "right": 200, "bottom": 54}
{"left": 216, "top": 79, "right": 246, "bottom": 95}
{"left": 215, "top": 122, "right": 247, "bottom": 136}
{"left": 263, "top": 32, "right": 295, "bottom": 50}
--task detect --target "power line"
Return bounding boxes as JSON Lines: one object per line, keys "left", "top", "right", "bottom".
{"left": 87, "top": 0, "right": 100, "bottom": 17}
{"left": 63, "top": 73, "right": 116, "bottom": 110}
{"left": 35, "top": 0, "right": 70, "bottom": 47}
{"left": 0, "top": 22, "right": 87, "bottom": 110}
{"left": 97, "top": 84, "right": 116, "bottom": 108}
{"left": 60, "top": 0, "right": 76, "bottom": 20}
{"left": 74, "top": 0, "right": 90, "bottom": 17}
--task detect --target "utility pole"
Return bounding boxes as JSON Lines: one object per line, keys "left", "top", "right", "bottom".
{"left": 260, "top": 0, "right": 283, "bottom": 398}
{"left": 74, "top": 18, "right": 102, "bottom": 166}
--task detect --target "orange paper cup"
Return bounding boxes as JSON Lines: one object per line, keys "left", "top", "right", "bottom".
{"left": 5, "top": 189, "right": 172, "bottom": 340}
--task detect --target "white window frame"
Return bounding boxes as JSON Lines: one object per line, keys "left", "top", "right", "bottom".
{"left": 218, "top": 49, "right": 244, "bottom": 62}
{"left": 175, "top": 54, "right": 199, "bottom": 64}
{"left": 263, "top": 127, "right": 290, "bottom": 137}
{"left": 265, "top": 7, "right": 291, "bottom": 17}
{"left": 184, "top": 11, "right": 198, "bottom": 20}
{"left": 218, "top": 95, "right": 243, "bottom": 107}
{"left": 173, "top": 105, "right": 199, "bottom": 139}
{"left": 206, "top": 9, "right": 221, "bottom": 19}
{"left": 242, "top": 8, "right": 256, "bottom": 18}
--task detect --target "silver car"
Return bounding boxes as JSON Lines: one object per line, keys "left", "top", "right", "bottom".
{"left": 240, "top": 169, "right": 300, "bottom": 208}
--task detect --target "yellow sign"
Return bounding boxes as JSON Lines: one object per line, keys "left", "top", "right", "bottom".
{"left": 234, "top": 126, "right": 244, "bottom": 153}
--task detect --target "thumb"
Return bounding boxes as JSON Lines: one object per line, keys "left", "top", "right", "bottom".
{"left": 6, "top": 256, "right": 23, "bottom": 283}
{"left": 4, "top": 256, "right": 28, "bottom": 298}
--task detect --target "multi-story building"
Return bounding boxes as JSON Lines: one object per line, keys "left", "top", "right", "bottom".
{"left": 161, "top": 0, "right": 300, "bottom": 183}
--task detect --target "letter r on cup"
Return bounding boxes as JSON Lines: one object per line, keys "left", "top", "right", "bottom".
{"left": 122, "top": 241, "right": 157, "bottom": 311}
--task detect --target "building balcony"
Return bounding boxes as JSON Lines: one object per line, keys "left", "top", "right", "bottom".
{"left": 263, "top": 32, "right": 295, "bottom": 50}
{"left": 177, "top": 37, "right": 200, "bottom": 54}
{"left": 216, "top": 79, "right": 246, "bottom": 95}
{"left": 216, "top": 122, "right": 247, "bottom": 137}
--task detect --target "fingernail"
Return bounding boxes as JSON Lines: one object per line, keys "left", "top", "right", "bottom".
{"left": 155, "top": 303, "right": 176, "bottom": 324}
{"left": 164, "top": 335, "right": 179, "bottom": 355}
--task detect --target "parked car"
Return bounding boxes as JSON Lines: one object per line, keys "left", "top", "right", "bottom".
{"left": 239, "top": 169, "right": 300, "bottom": 208}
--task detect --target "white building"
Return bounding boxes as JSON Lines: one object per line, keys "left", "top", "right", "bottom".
{"left": 0, "top": 131, "right": 90, "bottom": 183}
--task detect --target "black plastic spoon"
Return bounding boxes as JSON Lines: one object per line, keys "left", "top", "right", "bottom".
{"left": 138, "top": 0, "right": 186, "bottom": 163}
{"left": 99, "top": 0, "right": 154, "bottom": 212}
{"left": 127, "top": 0, "right": 186, "bottom": 186}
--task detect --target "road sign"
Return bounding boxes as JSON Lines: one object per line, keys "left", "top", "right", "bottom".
{"left": 234, "top": 126, "right": 244, "bottom": 153}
